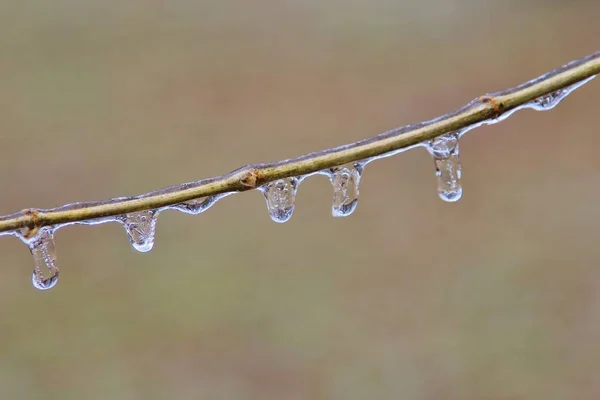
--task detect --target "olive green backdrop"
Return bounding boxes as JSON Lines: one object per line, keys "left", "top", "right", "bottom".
{"left": 1, "top": 1, "right": 599, "bottom": 399}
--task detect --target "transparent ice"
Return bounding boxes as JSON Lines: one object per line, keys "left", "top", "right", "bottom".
{"left": 261, "top": 177, "right": 299, "bottom": 223}
{"left": 27, "top": 228, "right": 59, "bottom": 290}
{"left": 427, "top": 133, "right": 462, "bottom": 202}
{"left": 120, "top": 210, "right": 157, "bottom": 252}
{"left": 0, "top": 63, "right": 596, "bottom": 293}
{"left": 529, "top": 76, "right": 595, "bottom": 111}
{"left": 329, "top": 163, "right": 362, "bottom": 217}
{"left": 169, "top": 194, "right": 228, "bottom": 215}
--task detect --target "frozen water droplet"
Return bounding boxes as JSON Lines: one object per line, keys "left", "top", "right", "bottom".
{"left": 261, "top": 177, "right": 299, "bottom": 223}
{"left": 531, "top": 89, "right": 571, "bottom": 110}
{"left": 427, "top": 133, "right": 463, "bottom": 202}
{"left": 530, "top": 76, "right": 596, "bottom": 111}
{"left": 120, "top": 210, "right": 157, "bottom": 252}
{"left": 28, "top": 228, "right": 59, "bottom": 290}
{"left": 172, "top": 196, "right": 219, "bottom": 215}
{"left": 329, "top": 163, "right": 362, "bottom": 217}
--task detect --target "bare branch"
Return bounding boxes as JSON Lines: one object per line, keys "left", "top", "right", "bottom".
{"left": 1, "top": 51, "right": 599, "bottom": 235}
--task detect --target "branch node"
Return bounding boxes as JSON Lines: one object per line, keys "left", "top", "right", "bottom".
{"left": 239, "top": 169, "right": 261, "bottom": 188}
{"left": 21, "top": 209, "right": 40, "bottom": 238}
{"left": 479, "top": 95, "right": 505, "bottom": 118}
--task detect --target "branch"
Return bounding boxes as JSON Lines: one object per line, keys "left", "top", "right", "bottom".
{"left": 2, "top": 51, "right": 599, "bottom": 235}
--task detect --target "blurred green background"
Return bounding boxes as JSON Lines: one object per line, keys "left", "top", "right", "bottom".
{"left": 1, "top": 1, "right": 600, "bottom": 399}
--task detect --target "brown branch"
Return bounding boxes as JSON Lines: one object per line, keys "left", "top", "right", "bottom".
{"left": 1, "top": 51, "right": 599, "bottom": 235}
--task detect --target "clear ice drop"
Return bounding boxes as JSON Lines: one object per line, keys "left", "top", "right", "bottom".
{"left": 531, "top": 89, "right": 572, "bottom": 110}
{"left": 171, "top": 195, "right": 219, "bottom": 215}
{"left": 530, "top": 76, "right": 596, "bottom": 111}
{"left": 28, "top": 228, "right": 59, "bottom": 290}
{"left": 120, "top": 210, "right": 157, "bottom": 252}
{"left": 261, "top": 177, "right": 299, "bottom": 223}
{"left": 427, "top": 133, "right": 463, "bottom": 202}
{"left": 329, "top": 163, "right": 362, "bottom": 217}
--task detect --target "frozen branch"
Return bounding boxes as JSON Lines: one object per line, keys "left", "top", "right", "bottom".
{"left": 1, "top": 51, "right": 598, "bottom": 237}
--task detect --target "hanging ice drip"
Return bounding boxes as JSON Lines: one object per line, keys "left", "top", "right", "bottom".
{"left": 25, "top": 227, "right": 60, "bottom": 290}
{"left": 120, "top": 210, "right": 158, "bottom": 252}
{"left": 260, "top": 177, "right": 299, "bottom": 223}
{"left": 427, "top": 133, "right": 463, "bottom": 202}
{"left": 328, "top": 163, "right": 363, "bottom": 217}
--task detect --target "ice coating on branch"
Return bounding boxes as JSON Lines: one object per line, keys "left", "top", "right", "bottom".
{"left": 169, "top": 195, "right": 222, "bottom": 215}
{"left": 427, "top": 133, "right": 462, "bottom": 202}
{"left": 329, "top": 163, "right": 362, "bottom": 217}
{"left": 260, "top": 177, "right": 299, "bottom": 223}
{"left": 0, "top": 56, "right": 596, "bottom": 296}
{"left": 120, "top": 210, "right": 157, "bottom": 252}
{"left": 529, "top": 76, "right": 596, "bottom": 111}
{"left": 27, "top": 228, "right": 60, "bottom": 290}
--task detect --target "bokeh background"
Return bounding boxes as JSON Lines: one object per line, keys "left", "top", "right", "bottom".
{"left": 1, "top": 1, "right": 600, "bottom": 399}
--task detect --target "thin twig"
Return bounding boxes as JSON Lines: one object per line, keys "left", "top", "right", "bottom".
{"left": 1, "top": 51, "right": 599, "bottom": 235}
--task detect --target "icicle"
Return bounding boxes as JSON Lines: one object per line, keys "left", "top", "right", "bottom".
{"left": 329, "top": 163, "right": 362, "bottom": 217}
{"left": 27, "top": 228, "right": 59, "bottom": 290}
{"left": 529, "top": 76, "right": 596, "bottom": 111}
{"left": 260, "top": 177, "right": 299, "bottom": 223}
{"left": 427, "top": 133, "right": 463, "bottom": 202}
{"left": 120, "top": 210, "right": 157, "bottom": 252}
